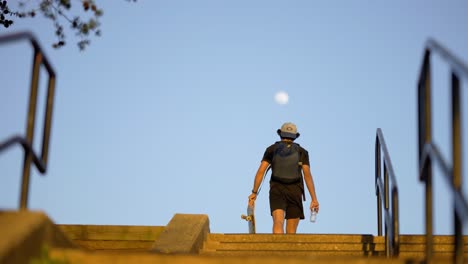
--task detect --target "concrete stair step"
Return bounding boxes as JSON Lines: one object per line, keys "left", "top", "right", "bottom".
{"left": 200, "top": 249, "right": 467, "bottom": 258}
{"left": 203, "top": 241, "right": 384, "bottom": 251}
{"left": 399, "top": 235, "right": 468, "bottom": 244}
{"left": 57, "top": 224, "right": 165, "bottom": 251}
{"left": 203, "top": 241, "right": 468, "bottom": 252}
{"left": 72, "top": 240, "right": 155, "bottom": 251}
{"left": 207, "top": 234, "right": 468, "bottom": 244}
{"left": 201, "top": 234, "right": 381, "bottom": 256}
{"left": 49, "top": 248, "right": 409, "bottom": 264}
{"left": 398, "top": 251, "right": 466, "bottom": 258}
{"left": 200, "top": 250, "right": 383, "bottom": 257}
{"left": 57, "top": 225, "right": 165, "bottom": 241}
{"left": 399, "top": 244, "right": 468, "bottom": 252}
{"left": 207, "top": 234, "right": 380, "bottom": 243}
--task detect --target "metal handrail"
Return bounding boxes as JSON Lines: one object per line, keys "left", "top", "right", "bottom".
{"left": 0, "top": 31, "right": 56, "bottom": 209}
{"left": 417, "top": 38, "right": 467, "bottom": 264}
{"left": 419, "top": 143, "right": 468, "bottom": 219}
{"left": 375, "top": 128, "right": 400, "bottom": 257}
{"left": 425, "top": 39, "right": 468, "bottom": 78}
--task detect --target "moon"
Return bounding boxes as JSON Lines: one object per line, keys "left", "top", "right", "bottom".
{"left": 274, "top": 91, "right": 289, "bottom": 105}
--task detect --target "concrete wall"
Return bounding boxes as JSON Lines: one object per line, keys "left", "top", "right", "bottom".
{"left": 152, "top": 214, "right": 210, "bottom": 254}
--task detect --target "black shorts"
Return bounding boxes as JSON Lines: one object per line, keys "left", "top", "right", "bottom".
{"left": 269, "top": 181, "right": 305, "bottom": 219}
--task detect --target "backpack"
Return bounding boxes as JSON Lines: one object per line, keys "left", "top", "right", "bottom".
{"left": 271, "top": 141, "right": 302, "bottom": 184}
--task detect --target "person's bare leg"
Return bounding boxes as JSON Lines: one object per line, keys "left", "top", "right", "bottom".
{"left": 286, "top": 218, "right": 300, "bottom": 234}
{"left": 272, "top": 209, "right": 285, "bottom": 234}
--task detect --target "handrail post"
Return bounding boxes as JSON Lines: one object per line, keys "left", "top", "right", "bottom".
{"left": 20, "top": 51, "right": 42, "bottom": 209}
{"left": 384, "top": 163, "right": 389, "bottom": 211}
{"left": 376, "top": 136, "right": 382, "bottom": 236}
{"left": 384, "top": 221, "right": 389, "bottom": 257}
{"left": 384, "top": 163, "right": 390, "bottom": 257}
{"left": 418, "top": 49, "right": 433, "bottom": 263}
{"left": 42, "top": 75, "right": 56, "bottom": 165}
{"left": 425, "top": 169, "right": 433, "bottom": 263}
{"left": 377, "top": 190, "right": 382, "bottom": 236}
{"left": 451, "top": 72, "right": 463, "bottom": 264}
{"left": 392, "top": 187, "right": 400, "bottom": 256}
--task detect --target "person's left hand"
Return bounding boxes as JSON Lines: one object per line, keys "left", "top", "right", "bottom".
{"left": 310, "top": 200, "right": 319, "bottom": 213}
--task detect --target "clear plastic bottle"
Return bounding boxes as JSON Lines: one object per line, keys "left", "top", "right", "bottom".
{"left": 310, "top": 208, "right": 317, "bottom": 223}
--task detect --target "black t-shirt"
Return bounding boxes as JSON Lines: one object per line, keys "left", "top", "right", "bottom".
{"left": 263, "top": 141, "right": 309, "bottom": 196}
{"left": 262, "top": 141, "right": 310, "bottom": 166}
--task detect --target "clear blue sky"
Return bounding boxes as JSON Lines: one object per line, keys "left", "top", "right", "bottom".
{"left": 1, "top": 1, "right": 467, "bottom": 235}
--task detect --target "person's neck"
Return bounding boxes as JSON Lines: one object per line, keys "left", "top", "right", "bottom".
{"left": 281, "top": 139, "right": 294, "bottom": 143}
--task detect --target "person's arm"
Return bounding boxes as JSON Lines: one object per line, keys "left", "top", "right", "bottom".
{"left": 302, "top": 164, "right": 319, "bottom": 212}
{"left": 248, "top": 161, "right": 270, "bottom": 206}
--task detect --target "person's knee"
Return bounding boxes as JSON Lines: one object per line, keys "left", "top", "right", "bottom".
{"left": 272, "top": 209, "right": 285, "bottom": 219}
{"left": 273, "top": 225, "right": 284, "bottom": 234}
{"left": 272, "top": 209, "right": 285, "bottom": 234}
{"left": 286, "top": 226, "right": 297, "bottom": 234}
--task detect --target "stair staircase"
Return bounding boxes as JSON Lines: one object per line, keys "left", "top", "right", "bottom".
{"left": 1, "top": 210, "right": 468, "bottom": 263}
{"left": 200, "top": 233, "right": 468, "bottom": 259}
{"left": 201, "top": 234, "right": 382, "bottom": 257}
{"left": 47, "top": 231, "right": 467, "bottom": 263}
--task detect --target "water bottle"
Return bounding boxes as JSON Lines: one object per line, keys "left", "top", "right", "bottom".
{"left": 310, "top": 208, "right": 317, "bottom": 223}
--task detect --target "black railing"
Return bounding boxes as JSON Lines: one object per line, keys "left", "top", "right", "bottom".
{"left": 0, "top": 32, "right": 56, "bottom": 209}
{"left": 375, "top": 128, "right": 399, "bottom": 257}
{"left": 417, "top": 38, "right": 468, "bottom": 264}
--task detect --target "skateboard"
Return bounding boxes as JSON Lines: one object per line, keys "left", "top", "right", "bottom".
{"left": 241, "top": 204, "right": 255, "bottom": 234}
{"left": 241, "top": 165, "right": 270, "bottom": 234}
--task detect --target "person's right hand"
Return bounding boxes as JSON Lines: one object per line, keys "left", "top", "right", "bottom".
{"left": 248, "top": 193, "right": 257, "bottom": 207}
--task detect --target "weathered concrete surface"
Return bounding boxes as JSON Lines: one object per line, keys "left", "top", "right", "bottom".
{"left": 58, "top": 225, "right": 165, "bottom": 251}
{"left": 58, "top": 225, "right": 165, "bottom": 241}
{"left": 202, "top": 234, "right": 384, "bottom": 257}
{"left": 2, "top": 210, "right": 465, "bottom": 263}
{"left": 51, "top": 248, "right": 411, "bottom": 264}
{"left": 0, "top": 210, "right": 75, "bottom": 264}
{"left": 152, "top": 214, "right": 209, "bottom": 254}
{"left": 200, "top": 233, "right": 468, "bottom": 259}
